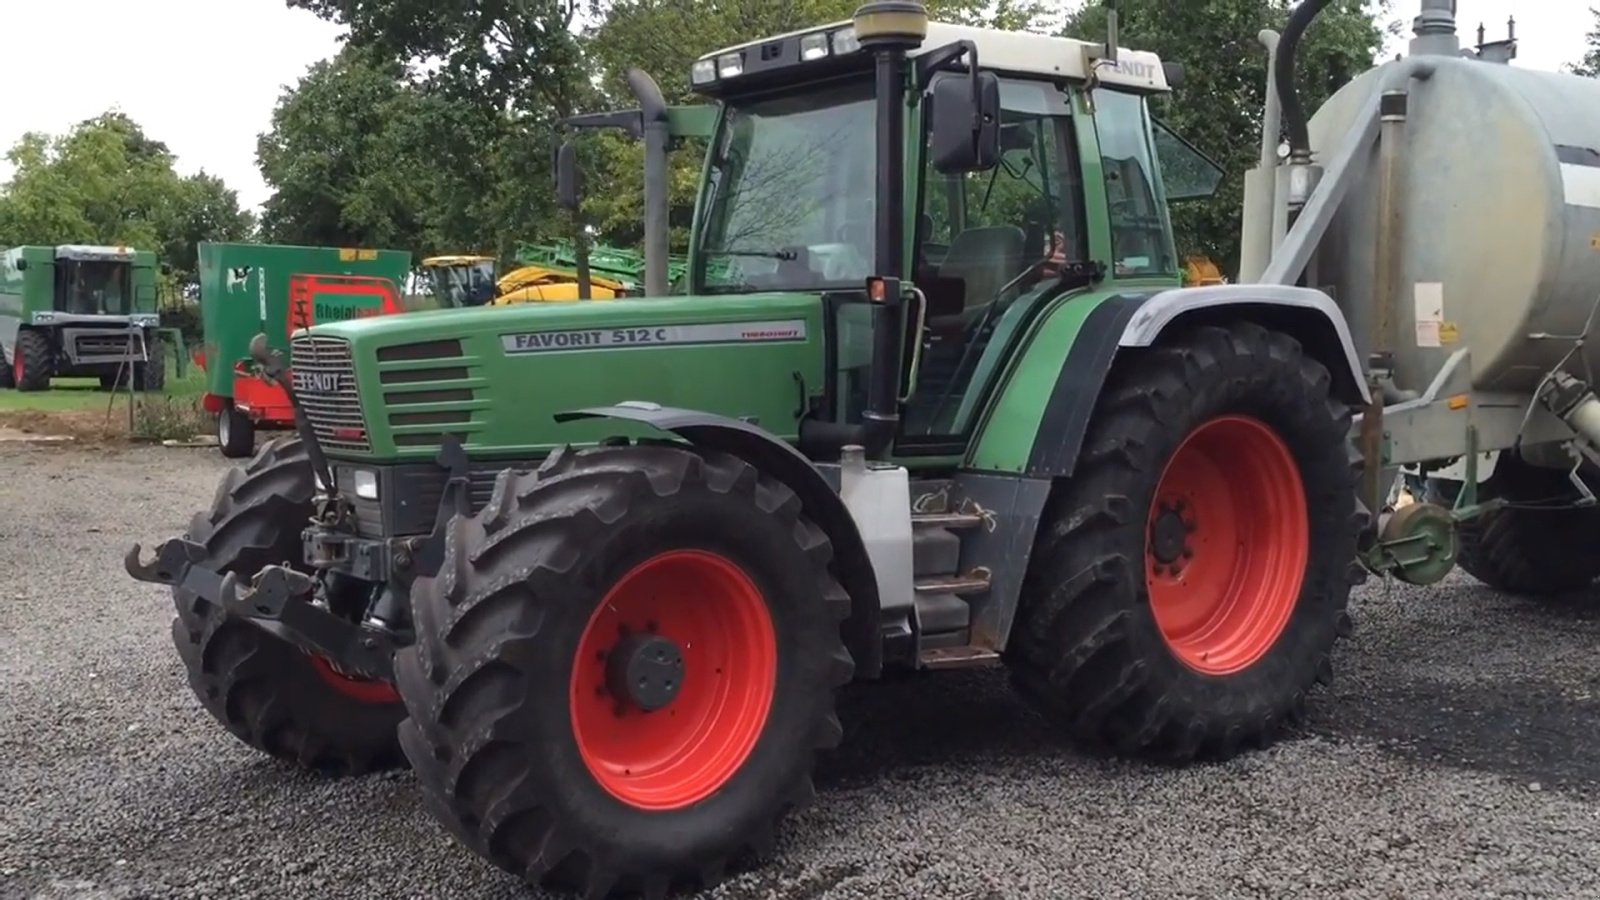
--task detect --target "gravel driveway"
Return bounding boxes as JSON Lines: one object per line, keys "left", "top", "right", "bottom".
{"left": 4, "top": 443, "right": 1600, "bottom": 900}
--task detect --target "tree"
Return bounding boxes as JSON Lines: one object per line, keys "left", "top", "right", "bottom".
{"left": 1571, "top": 7, "right": 1600, "bottom": 77}
{"left": 1063, "top": 0, "right": 1396, "bottom": 275}
{"left": 256, "top": 48, "right": 440, "bottom": 251}
{"left": 0, "top": 112, "right": 254, "bottom": 282}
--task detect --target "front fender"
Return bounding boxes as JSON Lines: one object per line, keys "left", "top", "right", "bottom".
{"left": 555, "top": 402, "right": 885, "bottom": 678}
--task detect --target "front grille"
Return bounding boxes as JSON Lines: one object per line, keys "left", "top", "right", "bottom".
{"left": 290, "top": 335, "right": 371, "bottom": 453}
{"left": 377, "top": 338, "right": 483, "bottom": 451}
{"left": 71, "top": 332, "right": 141, "bottom": 363}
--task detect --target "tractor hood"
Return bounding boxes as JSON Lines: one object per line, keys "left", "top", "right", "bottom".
{"left": 292, "top": 293, "right": 828, "bottom": 462}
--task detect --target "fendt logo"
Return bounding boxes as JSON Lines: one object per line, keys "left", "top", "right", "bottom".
{"left": 293, "top": 370, "right": 346, "bottom": 394}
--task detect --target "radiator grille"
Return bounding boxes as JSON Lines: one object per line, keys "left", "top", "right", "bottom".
{"left": 290, "top": 336, "right": 370, "bottom": 453}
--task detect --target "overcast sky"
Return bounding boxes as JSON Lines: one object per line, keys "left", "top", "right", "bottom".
{"left": 0, "top": 0, "right": 1589, "bottom": 216}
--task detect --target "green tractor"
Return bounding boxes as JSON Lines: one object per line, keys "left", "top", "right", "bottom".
{"left": 128, "top": 5, "right": 1375, "bottom": 898}
{"left": 0, "top": 244, "right": 164, "bottom": 392}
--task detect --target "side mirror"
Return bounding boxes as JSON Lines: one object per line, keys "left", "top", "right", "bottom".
{"left": 556, "top": 140, "right": 581, "bottom": 212}
{"left": 160, "top": 262, "right": 173, "bottom": 276}
{"left": 1163, "top": 61, "right": 1186, "bottom": 90}
{"left": 930, "top": 71, "right": 1001, "bottom": 174}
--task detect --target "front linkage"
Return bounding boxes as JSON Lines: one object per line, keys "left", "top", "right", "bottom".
{"left": 125, "top": 332, "right": 472, "bottom": 683}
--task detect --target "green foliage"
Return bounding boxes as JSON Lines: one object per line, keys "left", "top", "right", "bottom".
{"left": 1063, "top": 0, "right": 1396, "bottom": 275}
{"left": 1571, "top": 7, "right": 1600, "bottom": 77}
{"left": 0, "top": 113, "right": 254, "bottom": 283}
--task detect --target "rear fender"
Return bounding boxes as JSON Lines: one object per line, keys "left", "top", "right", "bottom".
{"left": 554, "top": 403, "right": 884, "bottom": 678}
{"left": 1023, "top": 286, "right": 1369, "bottom": 479}
{"left": 1121, "top": 284, "right": 1370, "bottom": 405}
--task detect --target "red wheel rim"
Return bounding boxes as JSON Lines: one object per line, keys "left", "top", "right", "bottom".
{"left": 1144, "top": 415, "right": 1309, "bottom": 676}
{"left": 308, "top": 654, "right": 400, "bottom": 704}
{"left": 12, "top": 351, "right": 21, "bottom": 384}
{"left": 569, "top": 549, "right": 777, "bottom": 811}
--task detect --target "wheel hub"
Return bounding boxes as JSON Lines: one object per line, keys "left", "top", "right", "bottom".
{"left": 1148, "top": 501, "right": 1194, "bottom": 568}
{"left": 605, "top": 630, "right": 686, "bottom": 712}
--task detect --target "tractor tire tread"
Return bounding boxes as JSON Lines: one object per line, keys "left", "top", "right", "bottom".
{"left": 396, "top": 441, "right": 852, "bottom": 899}
{"left": 1008, "top": 321, "right": 1363, "bottom": 763}
{"left": 172, "top": 435, "right": 405, "bottom": 775}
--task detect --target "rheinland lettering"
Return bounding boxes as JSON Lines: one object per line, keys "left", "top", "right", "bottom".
{"left": 314, "top": 302, "right": 382, "bottom": 323}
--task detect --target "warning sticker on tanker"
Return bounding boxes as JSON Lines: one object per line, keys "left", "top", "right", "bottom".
{"left": 501, "top": 320, "right": 808, "bottom": 354}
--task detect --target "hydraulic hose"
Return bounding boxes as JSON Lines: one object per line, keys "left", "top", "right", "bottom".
{"left": 1275, "top": 0, "right": 1336, "bottom": 162}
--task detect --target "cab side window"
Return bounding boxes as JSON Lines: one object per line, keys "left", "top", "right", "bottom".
{"left": 904, "top": 78, "right": 1085, "bottom": 440}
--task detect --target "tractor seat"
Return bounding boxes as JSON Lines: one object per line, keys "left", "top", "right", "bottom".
{"left": 930, "top": 225, "right": 1026, "bottom": 332}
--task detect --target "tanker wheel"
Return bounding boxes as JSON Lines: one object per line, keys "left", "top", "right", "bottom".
{"left": 1424, "top": 449, "right": 1600, "bottom": 595}
{"left": 217, "top": 402, "right": 256, "bottom": 459}
{"left": 14, "top": 329, "right": 54, "bottom": 392}
{"left": 1009, "top": 321, "right": 1365, "bottom": 762}
{"left": 395, "top": 442, "right": 853, "bottom": 899}
{"left": 171, "top": 435, "right": 405, "bottom": 775}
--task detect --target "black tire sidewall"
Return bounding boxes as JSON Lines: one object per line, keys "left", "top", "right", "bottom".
{"left": 500, "top": 482, "right": 838, "bottom": 860}
{"left": 1111, "top": 335, "right": 1354, "bottom": 708}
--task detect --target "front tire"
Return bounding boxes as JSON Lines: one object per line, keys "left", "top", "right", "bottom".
{"left": 135, "top": 336, "right": 166, "bottom": 392}
{"left": 395, "top": 442, "right": 853, "bottom": 898}
{"left": 172, "top": 436, "right": 405, "bottom": 775}
{"left": 1009, "top": 322, "right": 1365, "bottom": 761}
{"left": 14, "top": 329, "right": 53, "bottom": 392}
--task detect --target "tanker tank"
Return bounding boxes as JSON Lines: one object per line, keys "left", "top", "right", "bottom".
{"left": 1303, "top": 46, "right": 1600, "bottom": 400}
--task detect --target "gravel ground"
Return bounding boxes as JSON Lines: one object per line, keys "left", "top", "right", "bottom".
{"left": 5, "top": 442, "right": 1600, "bottom": 900}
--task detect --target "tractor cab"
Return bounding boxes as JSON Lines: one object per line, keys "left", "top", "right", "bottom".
{"left": 419, "top": 255, "right": 498, "bottom": 307}
{"left": 672, "top": 18, "right": 1218, "bottom": 452}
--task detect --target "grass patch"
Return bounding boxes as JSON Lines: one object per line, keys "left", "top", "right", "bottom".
{"left": 0, "top": 352, "right": 213, "bottom": 444}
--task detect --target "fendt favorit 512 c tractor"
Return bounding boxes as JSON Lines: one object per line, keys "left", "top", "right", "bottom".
{"left": 1, "top": 244, "right": 164, "bottom": 392}
{"left": 127, "top": 0, "right": 1597, "bottom": 895}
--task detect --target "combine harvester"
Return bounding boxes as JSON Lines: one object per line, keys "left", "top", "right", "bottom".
{"left": 193, "top": 242, "right": 411, "bottom": 457}
{"left": 0, "top": 244, "right": 164, "bottom": 392}
{"left": 128, "top": 1, "right": 1597, "bottom": 896}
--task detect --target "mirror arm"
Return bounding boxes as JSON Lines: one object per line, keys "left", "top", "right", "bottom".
{"left": 915, "top": 39, "right": 986, "bottom": 150}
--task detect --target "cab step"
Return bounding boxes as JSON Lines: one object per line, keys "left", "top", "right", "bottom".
{"left": 914, "top": 571, "right": 992, "bottom": 597}
{"left": 918, "top": 646, "right": 1002, "bottom": 670}
{"left": 910, "top": 511, "right": 987, "bottom": 530}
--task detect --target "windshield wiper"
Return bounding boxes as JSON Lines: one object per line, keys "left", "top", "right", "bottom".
{"left": 712, "top": 249, "right": 798, "bottom": 261}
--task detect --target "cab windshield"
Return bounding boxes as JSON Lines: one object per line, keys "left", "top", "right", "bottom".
{"left": 59, "top": 260, "right": 132, "bottom": 315}
{"left": 695, "top": 79, "right": 876, "bottom": 294}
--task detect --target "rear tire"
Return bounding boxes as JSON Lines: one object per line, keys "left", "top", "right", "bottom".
{"left": 217, "top": 403, "right": 255, "bottom": 459}
{"left": 1425, "top": 449, "right": 1600, "bottom": 595}
{"left": 395, "top": 442, "right": 853, "bottom": 898}
{"left": 0, "top": 342, "right": 14, "bottom": 389}
{"left": 1008, "top": 322, "right": 1365, "bottom": 761}
{"left": 14, "top": 329, "right": 53, "bottom": 392}
{"left": 172, "top": 435, "right": 405, "bottom": 775}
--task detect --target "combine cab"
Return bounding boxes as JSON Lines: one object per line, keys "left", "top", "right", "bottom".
{"left": 194, "top": 242, "right": 411, "bottom": 457}
{"left": 0, "top": 244, "right": 163, "bottom": 392}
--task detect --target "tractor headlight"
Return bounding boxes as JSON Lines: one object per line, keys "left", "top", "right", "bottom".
{"left": 717, "top": 52, "right": 744, "bottom": 79}
{"left": 691, "top": 58, "right": 717, "bottom": 85}
{"left": 351, "top": 469, "right": 380, "bottom": 501}
{"left": 800, "top": 32, "right": 831, "bottom": 61}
